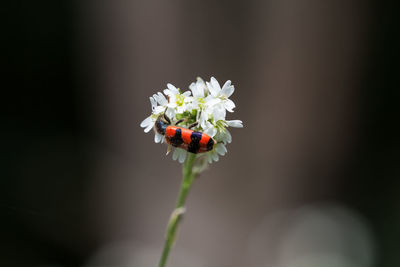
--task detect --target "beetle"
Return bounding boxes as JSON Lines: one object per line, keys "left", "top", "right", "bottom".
{"left": 154, "top": 113, "right": 215, "bottom": 154}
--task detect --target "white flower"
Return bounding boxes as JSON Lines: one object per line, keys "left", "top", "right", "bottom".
{"left": 198, "top": 100, "right": 225, "bottom": 132}
{"left": 141, "top": 77, "right": 243, "bottom": 164}
{"left": 140, "top": 95, "right": 164, "bottom": 133}
{"left": 140, "top": 93, "right": 168, "bottom": 132}
{"left": 164, "top": 83, "right": 192, "bottom": 113}
{"left": 206, "top": 77, "right": 236, "bottom": 112}
{"left": 197, "top": 77, "right": 238, "bottom": 135}
{"left": 152, "top": 92, "right": 168, "bottom": 112}
{"left": 140, "top": 93, "right": 175, "bottom": 145}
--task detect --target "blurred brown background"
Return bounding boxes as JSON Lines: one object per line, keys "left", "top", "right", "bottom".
{"left": 2, "top": 0, "right": 400, "bottom": 266}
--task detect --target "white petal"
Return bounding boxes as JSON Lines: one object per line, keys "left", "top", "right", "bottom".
{"left": 150, "top": 97, "right": 157, "bottom": 110}
{"left": 197, "top": 80, "right": 206, "bottom": 96}
{"left": 176, "top": 106, "right": 186, "bottom": 114}
{"left": 224, "top": 99, "right": 236, "bottom": 112}
{"left": 140, "top": 116, "right": 153, "bottom": 128}
{"left": 153, "top": 93, "right": 166, "bottom": 106}
{"left": 183, "top": 96, "right": 193, "bottom": 104}
{"left": 225, "top": 129, "right": 232, "bottom": 143}
{"left": 196, "top": 77, "right": 205, "bottom": 84}
{"left": 207, "top": 153, "right": 213, "bottom": 164}
{"left": 167, "top": 103, "right": 177, "bottom": 110}
{"left": 178, "top": 149, "right": 187, "bottom": 163}
{"left": 152, "top": 93, "right": 159, "bottom": 103}
{"left": 226, "top": 120, "right": 243, "bottom": 128}
{"left": 213, "top": 104, "right": 226, "bottom": 121}
{"left": 167, "top": 83, "right": 179, "bottom": 94}
{"left": 172, "top": 148, "right": 180, "bottom": 160}
{"left": 207, "top": 78, "right": 220, "bottom": 97}
{"left": 190, "top": 80, "right": 205, "bottom": 98}
{"left": 205, "top": 96, "right": 221, "bottom": 107}
{"left": 200, "top": 112, "right": 209, "bottom": 128}
{"left": 210, "top": 77, "right": 221, "bottom": 91}
{"left": 186, "top": 103, "right": 195, "bottom": 112}
{"left": 212, "top": 151, "right": 219, "bottom": 162}
{"left": 190, "top": 99, "right": 199, "bottom": 111}
{"left": 157, "top": 92, "right": 168, "bottom": 105}
{"left": 189, "top": 82, "right": 198, "bottom": 96}
{"left": 204, "top": 127, "right": 217, "bottom": 138}
{"left": 154, "top": 132, "right": 163, "bottom": 143}
{"left": 144, "top": 123, "right": 154, "bottom": 133}
{"left": 154, "top": 106, "right": 165, "bottom": 114}
{"left": 165, "top": 108, "right": 175, "bottom": 119}
{"left": 221, "top": 80, "right": 234, "bottom": 98}
{"left": 182, "top": 91, "right": 191, "bottom": 97}
{"left": 216, "top": 143, "right": 227, "bottom": 156}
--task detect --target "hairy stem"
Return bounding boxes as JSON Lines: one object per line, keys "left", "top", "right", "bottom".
{"left": 158, "top": 153, "right": 197, "bottom": 267}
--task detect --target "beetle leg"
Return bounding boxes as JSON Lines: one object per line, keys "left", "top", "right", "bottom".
{"left": 166, "top": 144, "right": 172, "bottom": 155}
{"left": 188, "top": 122, "right": 198, "bottom": 129}
{"left": 175, "top": 119, "right": 184, "bottom": 125}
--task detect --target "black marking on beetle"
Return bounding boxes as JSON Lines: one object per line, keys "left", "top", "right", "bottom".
{"left": 188, "top": 131, "right": 202, "bottom": 153}
{"left": 169, "top": 128, "right": 183, "bottom": 147}
{"left": 155, "top": 117, "right": 168, "bottom": 135}
{"left": 206, "top": 138, "right": 214, "bottom": 151}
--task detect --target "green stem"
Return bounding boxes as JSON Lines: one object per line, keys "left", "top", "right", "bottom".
{"left": 158, "top": 153, "right": 197, "bottom": 267}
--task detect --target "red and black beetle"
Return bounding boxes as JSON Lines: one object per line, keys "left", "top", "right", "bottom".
{"left": 154, "top": 113, "right": 215, "bottom": 154}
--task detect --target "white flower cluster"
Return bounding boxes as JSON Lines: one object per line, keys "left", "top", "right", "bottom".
{"left": 140, "top": 77, "right": 243, "bottom": 163}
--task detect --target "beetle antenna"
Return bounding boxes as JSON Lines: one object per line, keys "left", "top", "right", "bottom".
{"left": 175, "top": 119, "right": 184, "bottom": 125}
{"left": 188, "top": 122, "right": 198, "bottom": 129}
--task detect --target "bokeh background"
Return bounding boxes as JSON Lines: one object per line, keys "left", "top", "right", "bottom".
{"left": 2, "top": 0, "right": 400, "bottom": 266}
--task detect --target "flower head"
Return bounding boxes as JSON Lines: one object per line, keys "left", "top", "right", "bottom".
{"left": 164, "top": 83, "right": 192, "bottom": 114}
{"left": 141, "top": 77, "right": 243, "bottom": 163}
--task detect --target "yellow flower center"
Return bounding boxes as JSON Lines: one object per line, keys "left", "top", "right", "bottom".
{"left": 176, "top": 94, "right": 185, "bottom": 106}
